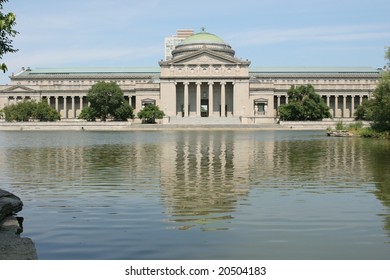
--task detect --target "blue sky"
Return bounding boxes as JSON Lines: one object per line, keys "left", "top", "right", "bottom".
{"left": 1, "top": 0, "right": 389, "bottom": 84}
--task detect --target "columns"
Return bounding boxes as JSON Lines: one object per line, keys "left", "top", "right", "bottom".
{"left": 342, "top": 95, "right": 346, "bottom": 118}
{"left": 208, "top": 82, "right": 214, "bottom": 117}
{"left": 178, "top": 81, "right": 227, "bottom": 118}
{"left": 351, "top": 96, "right": 355, "bottom": 118}
{"left": 63, "top": 96, "right": 67, "bottom": 119}
{"left": 196, "top": 82, "right": 201, "bottom": 117}
{"left": 80, "top": 95, "right": 84, "bottom": 113}
{"left": 55, "top": 96, "right": 59, "bottom": 111}
{"left": 184, "top": 82, "right": 189, "bottom": 117}
{"left": 71, "top": 96, "right": 75, "bottom": 118}
{"left": 221, "top": 81, "right": 226, "bottom": 117}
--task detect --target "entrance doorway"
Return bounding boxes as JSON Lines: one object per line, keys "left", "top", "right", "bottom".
{"left": 201, "top": 99, "right": 208, "bottom": 117}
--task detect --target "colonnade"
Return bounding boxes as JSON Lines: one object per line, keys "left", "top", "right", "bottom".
{"left": 7, "top": 95, "right": 136, "bottom": 119}
{"left": 177, "top": 81, "right": 233, "bottom": 117}
{"left": 274, "top": 93, "right": 370, "bottom": 118}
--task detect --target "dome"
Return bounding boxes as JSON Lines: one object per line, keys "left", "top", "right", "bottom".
{"left": 171, "top": 29, "right": 235, "bottom": 59}
{"left": 181, "top": 31, "right": 226, "bottom": 45}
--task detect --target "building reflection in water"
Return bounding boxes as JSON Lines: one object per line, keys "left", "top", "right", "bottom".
{"left": 159, "top": 132, "right": 249, "bottom": 231}
{"left": 1, "top": 131, "right": 389, "bottom": 236}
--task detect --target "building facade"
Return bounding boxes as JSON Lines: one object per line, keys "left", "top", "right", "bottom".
{"left": 0, "top": 30, "right": 381, "bottom": 123}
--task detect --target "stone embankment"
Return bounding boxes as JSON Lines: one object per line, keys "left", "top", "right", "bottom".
{"left": 0, "top": 189, "right": 37, "bottom": 260}
{"left": 0, "top": 119, "right": 365, "bottom": 131}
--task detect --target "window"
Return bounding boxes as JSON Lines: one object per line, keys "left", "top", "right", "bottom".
{"left": 254, "top": 98, "right": 268, "bottom": 115}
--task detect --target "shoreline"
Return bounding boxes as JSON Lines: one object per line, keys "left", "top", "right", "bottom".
{"left": 0, "top": 120, "right": 361, "bottom": 131}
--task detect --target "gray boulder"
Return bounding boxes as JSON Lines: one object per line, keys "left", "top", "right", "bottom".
{"left": 0, "top": 189, "right": 23, "bottom": 222}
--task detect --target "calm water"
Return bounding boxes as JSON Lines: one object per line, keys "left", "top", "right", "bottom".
{"left": 0, "top": 130, "right": 389, "bottom": 260}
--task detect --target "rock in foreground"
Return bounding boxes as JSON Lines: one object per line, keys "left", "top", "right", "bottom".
{"left": 0, "top": 189, "right": 23, "bottom": 222}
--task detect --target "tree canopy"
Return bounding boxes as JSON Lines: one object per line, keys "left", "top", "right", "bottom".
{"left": 370, "top": 73, "right": 390, "bottom": 132}
{"left": 137, "top": 104, "right": 165, "bottom": 123}
{"left": 278, "top": 84, "right": 331, "bottom": 121}
{"left": 0, "top": 0, "right": 18, "bottom": 73}
{"left": 1, "top": 99, "right": 60, "bottom": 121}
{"left": 79, "top": 81, "right": 134, "bottom": 121}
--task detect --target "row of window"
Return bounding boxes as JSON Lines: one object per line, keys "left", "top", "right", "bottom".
{"left": 26, "top": 79, "right": 150, "bottom": 85}
{"left": 259, "top": 79, "right": 376, "bottom": 84}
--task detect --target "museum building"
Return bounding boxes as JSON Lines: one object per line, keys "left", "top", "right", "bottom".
{"left": 0, "top": 30, "right": 381, "bottom": 123}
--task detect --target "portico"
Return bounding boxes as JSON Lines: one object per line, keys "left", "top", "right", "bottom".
{"left": 174, "top": 81, "right": 234, "bottom": 117}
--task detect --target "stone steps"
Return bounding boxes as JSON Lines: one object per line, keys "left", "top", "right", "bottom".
{"left": 169, "top": 116, "right": 242, "bottom": 125}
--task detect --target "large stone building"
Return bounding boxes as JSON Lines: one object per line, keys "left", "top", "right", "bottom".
{"left": 0, "top": 29, "right": 381, "bottom": 124}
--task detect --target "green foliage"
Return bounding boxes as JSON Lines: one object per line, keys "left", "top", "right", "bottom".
{"left": 354, "top": 99, "right": 374, "bottom": 121}
{"left": 137, "top": 104, "right": 165, "bottom": 123}
{"left": 335, "top": 120, "right": 345, "bottom": 131}
{"left": 32, "top": 100, "right": 61, "bottom": 121}
{"left": 78, "top": 107, "right": 96, "bottom": 121}
{"left": 113, "top": 102, "right": 134, "bottom": 121}
{"left": 358, "top": 127, "right": 379, "bottom": 138}
{"left": 348, "top": 121, "right": 364, "bottom": 131}
{"left": 0, "top": 0, "right": 19, "bottom": 73}
{"left": 370, "top": 73, "right": 390, "bottom": 132}
{"left": 79, "top": 81, "right": 134, "bottom": 121}
{"left": 278, "top": 84, "right": 331, "bottom": 121}
{"left": 2, "top": 100, "right": 60, "bottom": 122}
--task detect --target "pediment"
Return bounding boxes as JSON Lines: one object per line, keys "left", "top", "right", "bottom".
{"left": 0, "top": 85, "right": 37, "bottom": 93}
{"left": 166, "top": 49, "right": 246, "bottom": 66}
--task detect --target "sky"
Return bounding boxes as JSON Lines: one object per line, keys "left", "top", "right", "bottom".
{"left": 1, "top": 0, "right": 389, "bottom": 84}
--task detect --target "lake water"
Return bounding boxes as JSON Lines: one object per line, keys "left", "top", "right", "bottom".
{"left": 0, "top": 130, "right": 389, "bottom": 260}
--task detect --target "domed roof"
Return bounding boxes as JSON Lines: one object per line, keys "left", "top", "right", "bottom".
{"left": 171, "top": 29, "right": 235, "bottom": 59}
{"left": 181, "top": 31, "right": 226, "bottom": 45}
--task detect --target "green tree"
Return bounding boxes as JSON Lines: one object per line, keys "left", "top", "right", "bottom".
{"left": 354, "top": 99, "right": 374, "bottom": 121}
{"left": 137, "top": 104, "right": 165, "bottom": 123}
{"left": 32, "top": 100, "right": 60, "bottom": 121}
{"left": 2, "top": 100, "right": 60, "bottom": 121}
{"left": 278, "top": 84, "right": 331, "bottom": 121}
{"left": 79, "top": 81, "right": 134, "bottom": 121}
{"left": 371, "top": 73, "right": 390, "bottom": 132}
{"left": 0, "top": 0, "right": 18, "bottom": 73}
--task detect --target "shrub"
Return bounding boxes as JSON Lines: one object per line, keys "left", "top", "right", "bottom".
{"left": 358, "top": 127, "right": 378, "bottom": 138}
{"left": 137, "top": 104, "right": 165, "bottom": 124}
{"left": 348, "top": 121, "right": 364, "bottom": 131}
{"left": 335, "top": 120, "right": 345, "bottom": 130}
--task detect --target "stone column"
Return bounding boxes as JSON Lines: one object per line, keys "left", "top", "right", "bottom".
{"left": 326, "top": 95, "right": 330, "bottom": 107}
{"left": 63, "top": 96, "right": 67, "bottom": 119}
{"left": 71, "top": 96, "right": 75, "bottom": 118}
{"left": 351, "top": 96, "right": 355, "bottom": 118}
{"left": 80, "top": 95, "right": 84, "bottom": 112}
{"left": 208, "top": 82, "right": 214, "bottom": 117}
{"left": 359, "top": 95, "right": 363, "bottom": 105}
{"left": 277, "top": 95, "right": 281, "bottom": 108}
{"left": 184, "top": 82, "right": 189, "bottom": 117}
{"left": 196, "top": 82, "right": 201, "bottom": 117}
{"left": 342, "top": 95, "right": 346, "bottom": 118}
{"left": 55, "top": 96, "right": 59, "bottom": 111}
{"left": 221, "top": 81, "right": 226, "bottom": 117}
